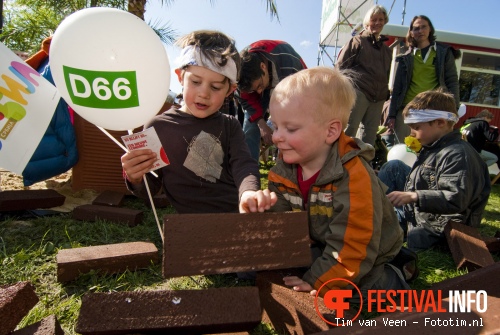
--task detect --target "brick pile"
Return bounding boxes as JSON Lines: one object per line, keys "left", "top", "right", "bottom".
{"left": 10, "top": 315, "right": 64, "bottom": 335}
{"left": 76, "top": 287, "right": 261, "bottom": 334}
{"left": 0, "top": 282, "right": 39, "bottom": 335}
{"left": 163, "top": 211, "right": 311, "bottom": 278}
{"left": 0, "top": 190, "right": 65, "bottom": 212}
{"left": 56, "top": 241, "right": 158, "bottom": 282}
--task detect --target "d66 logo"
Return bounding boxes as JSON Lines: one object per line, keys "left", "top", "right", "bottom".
{"left": 63, "top": 66, "right": 139, "bottom": 109}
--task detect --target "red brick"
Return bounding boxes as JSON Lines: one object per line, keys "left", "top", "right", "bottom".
{"left": 256, "top": 270, "right": 333, "bottom": 335}
{"left": 75, "top": 287, "right": 261, "bottom": 335}
{"left": 0, "top": 282, "right": 39, "bottom": 335}
{"left": 163, "top": 212, "right": 311, "bottom": 278}
{"left": 0, "top": 190, "right": 65, "bottom": 212}
{"left": 56, "top": 241, "right": 158, "bottom": 282}
{"left": 444, "top": 220, "right": 494, "bottom": 271}
{"left": 482, "top": 236, "right": 500, "bottom": 253}
{"left": 72, "top": 204, "right": 143, "bottom": 226}
{"left": 10, "top": 315, "right": 64, "bottom": 335}
{"left": 92, "top": 190, "right": 125, "bottom": 207}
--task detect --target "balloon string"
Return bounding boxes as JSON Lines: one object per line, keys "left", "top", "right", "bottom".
{"left": 95, "top": 126, "right": 163, "bottom": 241}
{"left": 97, "top": 126, "right": 128, "bottom": 151}
{"left": 142, "top": 173, "right": 164, "bottom": 242}
{"left": 126, "top": 129, "right": 164, "bottom": 243}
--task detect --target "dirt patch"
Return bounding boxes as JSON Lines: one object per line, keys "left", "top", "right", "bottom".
{"left": 0, "top": 169, "right": 98, "bottom": 212}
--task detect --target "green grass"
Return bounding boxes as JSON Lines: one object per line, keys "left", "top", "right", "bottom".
{"left": 1, "top": 168, "right": 499, "bottom": 334}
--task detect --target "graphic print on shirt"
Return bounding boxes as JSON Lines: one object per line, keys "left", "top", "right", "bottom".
{"left": 183, "top": 130, "right": 223, "bottom": 182}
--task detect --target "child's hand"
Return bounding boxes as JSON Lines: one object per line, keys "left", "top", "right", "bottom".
{"left": 121, "top": 149, "right": 157, "bottom": 184}
{"left": 283, "top": 276, "right": 316, "bottom": 295}
{"left": 387, "top": 191, "right": 418, "bottom": 207}
{"left": 239, "top": 189, "right": 277, "bottom": 213}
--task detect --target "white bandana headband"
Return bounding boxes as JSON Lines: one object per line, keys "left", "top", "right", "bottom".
{"left": 179, "top": 45, "right": 238, "bottom": 84}
{"left": 404, "top": 109, "right": 459, "bottom": 124}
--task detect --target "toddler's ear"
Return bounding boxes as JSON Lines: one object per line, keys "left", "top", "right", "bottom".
{"left": 226, "top": 83, "right": 237, "bottom": 97}
{"left": 326, "top": 119, "right": 342, "bottom": 144}
{"left": 175, "top": 68, "right": 184, "bottom": 85}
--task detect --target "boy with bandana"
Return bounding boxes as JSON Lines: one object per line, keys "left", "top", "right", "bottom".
{"left": 121, "top": 30, "right": 276, "bottom": 214}
{"left": 385, "top": 89, "right": 491, "bottom": 251}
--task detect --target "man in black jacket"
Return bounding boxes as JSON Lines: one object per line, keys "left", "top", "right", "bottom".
{"left": 461, "top": 109, "right": 499, "bottom": 167}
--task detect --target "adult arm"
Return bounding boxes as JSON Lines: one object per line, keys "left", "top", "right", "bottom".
{"left": 443, "top": 48, "right": 460, "bottom": 109}
{"left": 387, "top": 57, "right": 405, "bottom": 120}
{"left": 335, "top": 37, "right": 360, "bottom": 70}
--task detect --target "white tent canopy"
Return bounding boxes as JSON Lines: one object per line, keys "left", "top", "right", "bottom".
{"left": 320, "top": 0, "right": 374, "bottom": 48}
{"left": 318, "top": 0, "right": 374, "bottom": 65}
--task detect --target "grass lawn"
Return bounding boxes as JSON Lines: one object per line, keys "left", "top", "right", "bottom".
{"left": 1, "top": 163, "right": 499, "bottom": 334}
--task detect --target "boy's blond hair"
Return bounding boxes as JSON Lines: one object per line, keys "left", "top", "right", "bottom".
{"left": 403, "top": 89, "right": 458, "bottom": 127}
{"left": 271, "top": 67, "right": 356, "bottom": 128}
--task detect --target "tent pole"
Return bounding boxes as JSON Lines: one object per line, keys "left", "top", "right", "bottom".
{"left": 333, "top": 0, "right": 343, "bottom": 63}
{"left": 401, "top": 0, "right": 407, "bottom": 25}
{"left": 319, "top": 0, "right": 368, "bottom": 51}
{"left": 317, "top": 30, "right": 323, "bottom": 66}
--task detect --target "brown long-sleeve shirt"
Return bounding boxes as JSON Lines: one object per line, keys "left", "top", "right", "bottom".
{"left": 126, "top": 108, "right": 260, "bottom": 213}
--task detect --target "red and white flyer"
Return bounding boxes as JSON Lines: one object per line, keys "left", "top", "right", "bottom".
{"left": 121, "top": 127, "right": 169, "bottom": 171}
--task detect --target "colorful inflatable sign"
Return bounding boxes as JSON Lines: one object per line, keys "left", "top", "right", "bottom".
{"left": 50, "top": 7, "right": 170, "bottom": 131}
{"left": 0, "top": 43, "right": 60, "bottom": 174}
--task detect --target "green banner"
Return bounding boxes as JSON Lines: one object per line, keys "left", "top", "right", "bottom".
{"left": 63, "top": 66, "right": 139, "bottom": 109}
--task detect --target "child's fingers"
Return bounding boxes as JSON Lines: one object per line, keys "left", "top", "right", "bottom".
{"left": 123, "top": 150, "right": 156, "bottom": 169}
{"left": 240, "top": 199, "right": 257, "bottom": 213}
{"left": 255, "top": 190, "right": 270, "bottom": 212}
{"left": 283, "top": 276, "right": 302, "bottom": 286}
{"left": 269, "top": 191, "right": 278, "bottom": 206}
{"left": 121, "top": 150, "right": 156, "bottom": 183}
{"left": 122, "top": 149, "right": 153, "bottom": 160}
{"left": 256, "top": 189, "right": 277, "bottom": 211}
{"left": 283, "top": 276, "right": 312, "bottom": 292}
{"left": 239, "top": 192, "right": 257, "bottom": 213}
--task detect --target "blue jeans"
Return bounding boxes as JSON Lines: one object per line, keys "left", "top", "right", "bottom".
{"left": 378, "top": 160, "right": 411, "bottom": 236}
{"left": 242, "top": 117, "right": 261, "bottom": 163}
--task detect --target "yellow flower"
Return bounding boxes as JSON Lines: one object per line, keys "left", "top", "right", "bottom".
{"left": 405, "top": 136, "right": 422, "bottom": 153}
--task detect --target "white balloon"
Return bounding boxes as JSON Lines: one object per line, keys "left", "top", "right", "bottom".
{"left": 50, "top": 7, "right": 170, "bottom": 131}
{"left": 387, "top": 144, "right": 417, "bottom": 167}
{"left": 458, "top": 103, "right": 467, "bottom": 118}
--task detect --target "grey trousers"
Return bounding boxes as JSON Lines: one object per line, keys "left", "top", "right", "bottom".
{"left": 345, "top": 89, "right": 385, "bottom": 146}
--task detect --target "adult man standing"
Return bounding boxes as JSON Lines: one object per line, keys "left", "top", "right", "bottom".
{"left": 386, "top": 15, "right": 461, "bottom": 145}
{"left": 236, "top": 40, "right": 307, "bottom": 163}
